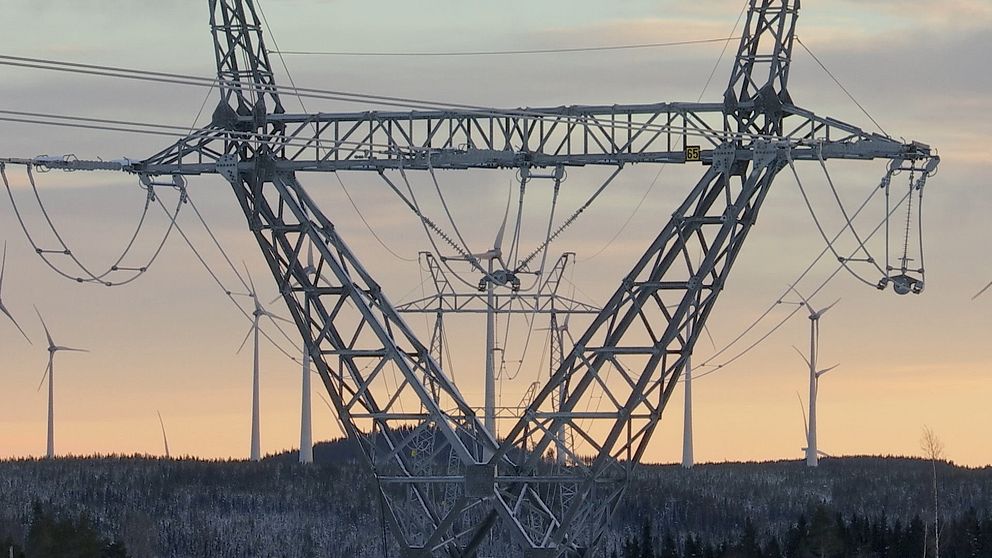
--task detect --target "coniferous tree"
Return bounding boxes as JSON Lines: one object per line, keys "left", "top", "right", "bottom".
{"left": 659, "top": 533, "right": 679, "bottom": 558}
{"left": 804, "top": 505, "right": 843, "bottom": 558}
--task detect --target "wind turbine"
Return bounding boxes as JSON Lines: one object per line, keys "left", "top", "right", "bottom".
{"left": 35, "top": 307, "right": 88, "bottom": 459}
{"left": 786, "top": 292, "right": 840, "bottom": 467}
{"left": 682, "top": 354, "right": 694, "bottom": 469}
{"left": 0, "top": 242, "right": 31, "bottom": 343}
{"left": 680, "top": 314, "right": 715, "bottom": 470}
{"left": 298, "top": 240, "right": 317, "bottom": 465}
{"left": 238, "top": 269, "right": 290, "bottom": 462}
{"left": 447, "top": 190, "right": 512, "bottom": 436}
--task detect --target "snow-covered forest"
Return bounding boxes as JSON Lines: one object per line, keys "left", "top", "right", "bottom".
{"left": 1, "top": 441, "right": 989, "bottom": 557}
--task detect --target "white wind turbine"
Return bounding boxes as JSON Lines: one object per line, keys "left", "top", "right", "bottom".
{"left": 788, "top": 293, "right": 840, "bottom": 467}
{"left": 447, "top": 191, "right": 512, "bottom": 436}
{"left": 298, "top": 240, "right": 318, "bottom": 464}
{"left": 682, "top": 354, "right": 694, "bottom": 469}
{"left": 0, "top": 242, "right": 31, "bottom": 343}
{"left": 680, "top": 313, "right": 715, "bottom": 470}
{"left": 35, "top": 308, "right": 88, "bottom": 459}
{"left": 238, "top": 269, "right": 291, "bottom": 462}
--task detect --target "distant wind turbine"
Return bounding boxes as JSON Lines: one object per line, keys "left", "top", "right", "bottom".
{"left": 238, "top": 268, "right": 290, "bottom": 462}
{"left": 787, "top": 292, "right": 841, "bottom": 467}
{"left": 679, "top": 308, "right": 715, "bottom": 470}
{"left": 298, "top": 241, "right": 318, "bottom": 465}
{"left": 0, "top": 242, "right": 31, "bottom": 343}
{"left": 157, "top": 410, "right": 171, "bottom": 459}
{"left": 35, "top": 307, "right": 88, "bottom": 459}
{"left": 682, "top": 355, "right": 694, "bottom": 469}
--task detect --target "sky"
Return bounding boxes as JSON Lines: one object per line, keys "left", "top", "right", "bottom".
{"left": 0, "top": 0, "right": 990, "bottom": 467}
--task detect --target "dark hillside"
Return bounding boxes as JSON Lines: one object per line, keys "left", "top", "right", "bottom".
{"left": 1, "top": 446, "right": 988, "bottom": 557}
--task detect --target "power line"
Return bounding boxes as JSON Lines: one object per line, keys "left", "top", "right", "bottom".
{"left": 797, "top": 37, "right": 890, "bottom": 138}
{"left": 579, "top": 5, "right": 746, "bottom": 264}
{"left": 334, "top": 173, "right": 416, "bottom": 263}
{"left": 0, "top": 54, "right": 805, "bottom": 145}
{"left": 787, "top": 156, "right": 879, "bottom": 288}
{"left": 697, "top": 5, "right": 749, "bottom": 102}
{"left": 153, "top": 190, "right": 301, "bottom": 364}
{"left": 271, "top": 37, "right": 741, "bottom": 57}
{"left": 692, "top": 186, "right": 913, "bottom": 381}
{"left": 1, "top": 163, "right": 182, "bottom": 286}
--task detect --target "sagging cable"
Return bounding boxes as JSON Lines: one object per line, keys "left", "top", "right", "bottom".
{"left": 786, "top": 151, "right": 879, "bottom": 289}
{"left": 1, "top": 162, "right": 183, "bottom": 287}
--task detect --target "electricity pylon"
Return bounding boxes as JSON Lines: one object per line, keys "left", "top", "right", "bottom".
{"left": 1, "top": 1, "right": 939, "bottom": 555}
{"left": 397, "top": 251, "right": 598, "bottom": 436}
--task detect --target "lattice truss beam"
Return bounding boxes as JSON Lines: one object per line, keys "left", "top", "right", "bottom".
{"left": 7, "top": 0, "right": 937, "bottom": 557}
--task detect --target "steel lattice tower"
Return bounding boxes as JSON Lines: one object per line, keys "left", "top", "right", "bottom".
{"left": 2, "top": 1, "right": 939, "bottom": 556}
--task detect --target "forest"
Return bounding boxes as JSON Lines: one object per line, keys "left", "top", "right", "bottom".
{"left": 1, "top": 441, "right": 989, "bottom": 557}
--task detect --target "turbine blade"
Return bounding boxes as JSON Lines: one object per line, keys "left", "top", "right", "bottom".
{"left": 0, "top": 240, "right": 6, "bottom": 291}
{"left": 157, "top": 410, "right": 171, "bottom": 459}
{"left": 34, "top": 306, "right": 54, "bottom": 348}
{"left": 493, "top": 186, "right": 512, "bottom": 253}
{"left": 1, "top": 303, "right": 32, "bottom": 344}
{"left": 816, "top": 298, "right": 841, "bottom": 318}
{"left": 243, "top": 262, "right": 257, "bottom": 296}
{"left": 264, "top": 311, "right": 293, "bottom": 325}
{"left": 236, "top": 325, "right": 254, "bottom": 355}
{"left": 817, "top": 364, "right": 840, "bottom": 377}
{"left": 308, "top": 239, "right": 315, "bottom": 270}
{"left": 37, "top": 360, "right": 52, "bottom": 392}
{"left": 564, "top": 330, "right": 576, "bottom": 348}
{"left": 973, "top": 280, "right": 992, "bottom": 300}
{"left": 796, "top": 392, "right": 809, "bottom": 442}
{"left": 792, "top": 345, "right": 811, "bottom": 369}
{"left": 54, "top": 346, "right": 89, "bottom": 353}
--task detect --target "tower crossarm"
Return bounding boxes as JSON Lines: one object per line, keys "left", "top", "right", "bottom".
{"left": 396, "top": 293, "right": 600, "bottom": 315}
{"left": 126, "top": 101, "right": 930, "bottom": 177}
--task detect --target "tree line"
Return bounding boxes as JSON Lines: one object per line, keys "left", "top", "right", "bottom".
{"left": 613, "top": 505, "right": 992, "bottom": 558}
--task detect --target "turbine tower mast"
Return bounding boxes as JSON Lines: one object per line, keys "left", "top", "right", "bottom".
{"left": 298, "top": 240, "right": 318, "bottom": 465}
{"left": 2, "top": 0, "right": 940, "bottom": 554}
{"left": 682, "top": 355, "right": 694, "bottom": 469}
